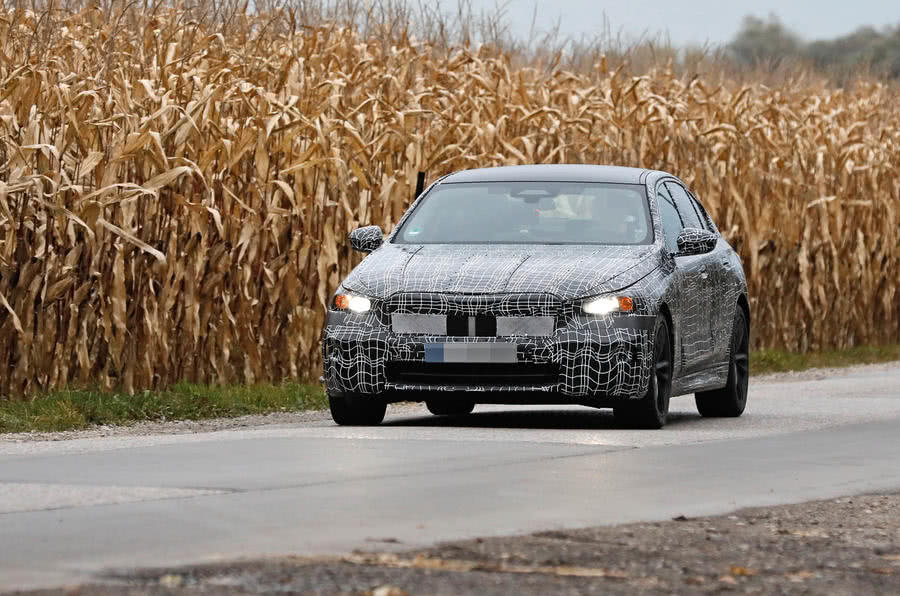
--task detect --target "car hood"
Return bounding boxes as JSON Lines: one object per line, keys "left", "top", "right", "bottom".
{"left": 341, "top": 243, "right": 662, "bottom": 301}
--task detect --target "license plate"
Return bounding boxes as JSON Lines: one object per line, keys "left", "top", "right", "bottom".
{"left": 424, "top": 343, "right": 517, "bottom": 363}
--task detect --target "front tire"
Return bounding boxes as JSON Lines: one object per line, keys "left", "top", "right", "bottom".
{"left": 614, "top": 315, "right": 672, "bottom": 429}
{"left": 329, "top": 393, "right": 387, "bottom": 426}
{"left": 695, "top": 307, "right": 749, "bottom": 417}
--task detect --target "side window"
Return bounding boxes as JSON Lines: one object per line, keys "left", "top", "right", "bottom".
{"left": 656, "top": 189, "right": 682, "bottom": 253}
{"left": 688, "top": 191, "right": 717, "bottom": 233}
{"left": 664, "top": 182, "right": 703, "bottom": 229}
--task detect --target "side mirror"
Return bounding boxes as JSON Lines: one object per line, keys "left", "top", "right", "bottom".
{"left": 349, "top": 225, "right": 383, "bottom": 253}
{"left": 675, "top": 228, "right": 718, "bottom": 256}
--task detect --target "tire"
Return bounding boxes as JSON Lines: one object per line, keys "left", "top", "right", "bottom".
{"left": 426, "top": 399, "right": 475, "bottom": 416}
{"left": 695, "top": 307, "right": 749, "bottom": 417}
{"left": 328, "top": 393, "right": 387, "bottom": 426}
{"left": 614, "top": 315, "right": 673, "bottom": 429}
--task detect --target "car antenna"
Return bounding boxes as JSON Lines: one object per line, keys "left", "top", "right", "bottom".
{"left": 414, "top": 171, "right": 426, "bottom": 200}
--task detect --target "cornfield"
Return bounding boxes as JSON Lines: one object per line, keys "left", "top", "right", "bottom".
{"left": 0, "top": 5, "right": 898, "bottom": 397}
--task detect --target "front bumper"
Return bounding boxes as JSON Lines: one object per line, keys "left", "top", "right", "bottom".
{"left": 322, "top": 313, "right": 656, "bottom": 401}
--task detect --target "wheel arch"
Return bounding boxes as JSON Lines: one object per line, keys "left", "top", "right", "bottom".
{"left": 657, "top": 301, "right": 675, "bottom": 355}
{"left": 737, "top": 293, "right": 750, "bottom": 327}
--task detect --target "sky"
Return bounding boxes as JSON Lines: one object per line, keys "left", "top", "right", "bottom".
{"left": 465, "top": 0, "right": 900, "bottom": 47}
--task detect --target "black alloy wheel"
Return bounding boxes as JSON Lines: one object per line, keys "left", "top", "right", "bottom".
{"left": 615, "top": 315, "right": 672, "bottom": 429}
{"left": 328, "top": 393, "right": 387, "bottom": 426}
{"left": 426, "top": 399, "right": 476, "bottom": 416}
{"left": 695, "top": 307, "right": 749, "bottom": 417}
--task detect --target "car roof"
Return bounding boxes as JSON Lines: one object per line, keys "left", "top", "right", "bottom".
{"left": 439, "top": 164, "right": 651, "bottom": 185}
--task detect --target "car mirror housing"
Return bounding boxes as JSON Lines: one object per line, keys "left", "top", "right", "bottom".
{"left": 675, "top": 228, "right": 718, "bottom": 256}
{"left": 349, "top": 225, "right": 383, "bottom": 253}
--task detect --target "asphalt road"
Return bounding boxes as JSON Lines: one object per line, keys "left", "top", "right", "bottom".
{"left": 1, "top": 364, "right": 900, "bottom": 591}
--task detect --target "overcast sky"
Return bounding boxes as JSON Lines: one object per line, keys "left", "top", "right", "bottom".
{"left": 466, "top": 0, "right": 900, "bottom": 46}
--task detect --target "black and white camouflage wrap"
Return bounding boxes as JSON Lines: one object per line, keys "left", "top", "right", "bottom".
{"left": 349, "top": 225, "right": 384, "bottom": 253}
{"left": 322, "top": 165, "right": 748, "bottom": 404}
{"left": 676, "top": 227, "right": 718, "bottom": 256}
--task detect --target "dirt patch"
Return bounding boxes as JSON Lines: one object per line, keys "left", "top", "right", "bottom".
{"left": 15, "top": 493, "right": 900, "bottom": 595}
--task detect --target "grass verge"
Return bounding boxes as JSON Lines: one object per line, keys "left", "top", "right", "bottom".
{"left": 1, "top": 345, "right": 898, "bottom": 434}
{"left": 0, "top": 382, "right": 326, "bottom": 434}
{"left": 752, "top": 344, "right": 900, "bottom": 375}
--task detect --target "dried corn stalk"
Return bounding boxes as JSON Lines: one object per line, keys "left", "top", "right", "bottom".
{"left": 0, "top": 7, "right": 897, "bottom": 397}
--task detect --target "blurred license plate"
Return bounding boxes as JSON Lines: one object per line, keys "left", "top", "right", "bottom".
{"left": 424, "top": 343, "right": 517, "bottom": 363}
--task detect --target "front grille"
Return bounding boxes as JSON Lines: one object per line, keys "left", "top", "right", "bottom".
{"left": 447, "top": 314, "right": 495, "bottom": 336}
{"left": 387, "top": 293, "right": 559, "bottom": 337}
{"left": 385, "top": 362, "right": 559, "bottom": 387}
{"left": 390, "top": 313, "right": 555, "bottom": 337}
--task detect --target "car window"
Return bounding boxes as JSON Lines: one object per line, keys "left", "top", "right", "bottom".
{"left": 656, "top": 189, "right": 682, "bottom": 253}
{"left": 664, "top": 182, "right": 703, "bottom": 229}
{"left": 393, "top": 182, "right": 653, "bottom": 245}
{"left": 688, "top": 191, "right": 717, "bottom": 233}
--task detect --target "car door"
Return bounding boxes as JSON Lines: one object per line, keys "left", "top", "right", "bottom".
{"left": 656, "top": 184, "right": 705, "bottom": 374}
{"left": 660, "top": 181, "right": 718, "bottom": 372}
{"left": 687, "top": 189, "right": 735, "bottom": 365}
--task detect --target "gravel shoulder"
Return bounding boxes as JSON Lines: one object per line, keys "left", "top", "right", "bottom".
{"left": 0, "top": 402, "right": 422, "bottom": 444}
{"left": 15, "top": 493, "right": 900, "bottom": 595}
{"left": 2, "top": 361, "right": 897, "bottom": 444}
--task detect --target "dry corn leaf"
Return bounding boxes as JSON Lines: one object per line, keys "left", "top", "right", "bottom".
{"left": 0, "top": 4, "right": 896, "bottom": 397}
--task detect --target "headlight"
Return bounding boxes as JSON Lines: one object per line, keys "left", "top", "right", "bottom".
{"left": 581, "top": 295, "right": 633, "bottom": 315}
{"left": 334, "top": 292, "right": 372, "bottom": 313}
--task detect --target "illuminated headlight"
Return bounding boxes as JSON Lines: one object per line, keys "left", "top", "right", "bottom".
{"left": 581, "top": 295, "right": 633, "bottom": 315}
{"left": 334, "top": 293, "right": 372, "bottom": 313}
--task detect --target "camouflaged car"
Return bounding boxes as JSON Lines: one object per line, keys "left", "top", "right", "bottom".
{"left": 323, "top": 165, "right": 750, "bottom": 428}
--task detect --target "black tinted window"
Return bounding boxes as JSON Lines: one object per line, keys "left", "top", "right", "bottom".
{"left": 656, "top": 190, "right": 682, "bottom": 253}
{"left": 665, "top": 182, "right": 702, "bottom": 229}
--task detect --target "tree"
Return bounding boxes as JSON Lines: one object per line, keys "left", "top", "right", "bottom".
{"left": 728, "top": 15, "right": 801, "bottom": 68}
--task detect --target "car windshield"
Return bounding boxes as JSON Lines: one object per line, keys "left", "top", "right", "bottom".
{"left": 393, "top": 182, "right": 653, "bottom": 245}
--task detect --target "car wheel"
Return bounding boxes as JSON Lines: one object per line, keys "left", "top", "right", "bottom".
{"left": 695, "top": 308, "right": 749, "bottom": 417}
{"left": 426, "top": 399, "right": 475, "bottom": 416}
{"left": 614, "top": 315, "right": 672, "bottom": 429}
{"left": 328, "top": 393, "right": 387, "bottom": 426}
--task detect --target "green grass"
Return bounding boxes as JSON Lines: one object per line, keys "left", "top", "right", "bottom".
{"left": 752, "top": 344, "right": 900, "bottom": 375}
{"left": 1, "top": 345, "right": 898, "bottom": 434}
{"left": 0, "top": 382, "right": 326, "bottom": 434}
